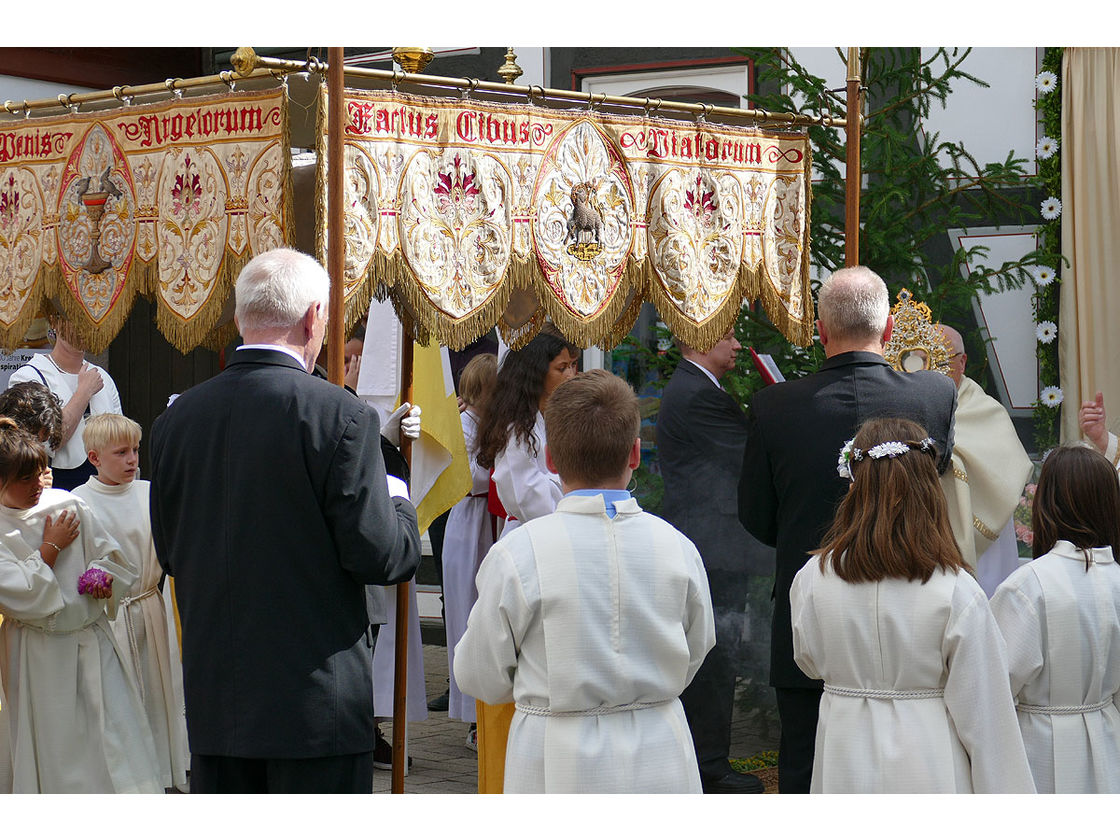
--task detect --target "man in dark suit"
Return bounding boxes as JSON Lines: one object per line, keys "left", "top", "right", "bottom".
{"left": 150, "top": 247, "right": 422, "bottom": 793}
{"left": 738, "top": 265, "right": 957, "bottom": 793}
{"left": 657, "top": 328, "right": 764, "bottom": 794}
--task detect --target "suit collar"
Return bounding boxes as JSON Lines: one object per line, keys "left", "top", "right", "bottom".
{"left": 228, "top": 346, "right": 310, "bottom": 373}
{"left": 819, "top": 350, "right": 891, "bottom": 371}
{"left": 677, "top": 358, "right": 723, "bottom": 388}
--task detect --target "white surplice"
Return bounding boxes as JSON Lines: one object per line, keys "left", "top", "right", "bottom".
{"left": 791, "top": 555, "right": 1035, "bottom": 793}
{"left": 453, "top": 494, "right": 715, "bottom": 793}
{"left": 491, "top": 412, "right": 561, "bottom": 537}
{"left": 72, "top": 477, "right": 189, "bottom": 790}
{"left": 990, "top": 540, "right": 1120, "bottom": 793}
{"left": 0, "top": 488, "right": 161, "bottom": 793}
{"left": 442, "top": 409, "right": 496, "bottom": 723}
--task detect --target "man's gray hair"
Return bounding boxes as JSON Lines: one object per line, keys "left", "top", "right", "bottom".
{"left": 817, "top": 266, "right": 889, "bottom": 343}
{"left": 234, "top": 248, "right": 330, "bottom": 332}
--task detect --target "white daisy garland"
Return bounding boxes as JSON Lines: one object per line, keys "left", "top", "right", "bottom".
{"left": 1031, "top": 265, "right": 1056, "bottom": 287}
{"left": 1035, "top": 71, "right": 1058, "bottom": 94}
{"left": 836, "top": 437, "right": 936, "bottom": 482}
{"left": 1039, "top": 386, "right": 1064, "bottom": 408}
{"left": 1035, "top": 321, "right": 1057, "bottom": 344}
{"left": 1041, "top": 197, "right": 1062, "bottom": 220}
{"left": 1035, "top": 136, "right": 1058, "bottom": 160}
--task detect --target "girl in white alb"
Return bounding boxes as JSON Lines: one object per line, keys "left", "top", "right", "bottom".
{"left": 990, "top": 443, "right": 1120, "bottom": 793}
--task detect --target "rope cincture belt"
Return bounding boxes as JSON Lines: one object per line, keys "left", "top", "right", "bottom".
{"left": 823, "top": 684, "right": 944, "bottom": 700}
{"left": 1016, "top": 698, "right": 1115, "bottom": 715}
{"left": 515, "top": 698, "right": 673, "bottom": 717}
{"left": 120, "top": 585, "right": 160, "bottom": 702}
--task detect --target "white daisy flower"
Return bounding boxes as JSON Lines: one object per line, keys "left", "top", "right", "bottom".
{"left": 1041, "top": 197, "right": 1062, "bottom": 220}
{"left": 1035, "top": 71, "right": 1058, "bottom": 94}
{"left": 1039, "top": 386, "right": 1064, "bottom": 407}
{"left": 1031, "top": 265, "right": 1056, "bottom": 286}
{"left": 1035, "top": 321, "right": 1057, "bottom": 343}
{"left": 1035, "top": 136, "right": 1059, "bottom": 159}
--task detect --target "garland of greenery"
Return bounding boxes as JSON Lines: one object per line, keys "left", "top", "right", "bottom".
{"left": 1033, "top": 47, "right": 1064, "bottom": 453}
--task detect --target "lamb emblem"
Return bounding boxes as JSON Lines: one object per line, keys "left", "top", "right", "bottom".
{"left": 565, "top": 181, "right": 605, "bottom": 261}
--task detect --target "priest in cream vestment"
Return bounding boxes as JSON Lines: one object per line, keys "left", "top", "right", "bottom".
{"left": 938, "top": 326, "right": 1032, "bottom": 595}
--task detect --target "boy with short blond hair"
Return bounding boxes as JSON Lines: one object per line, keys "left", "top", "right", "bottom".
{"left": 454, "top": 370, "right": 716, "bottom": 793}
{"left": 73, "top": 413, "right": 189, "bottom": 791}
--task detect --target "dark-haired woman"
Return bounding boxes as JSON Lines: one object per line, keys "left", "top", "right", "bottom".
{"left": 790, "top": 417, "right": 1034, "bottom": 793}
{"left": 476, "top": 329, "right": 579, "bottom": 537}
{"left": 990, "top": 444, "right": 1120, "bottom": 793}
{"left": 470, "top": 328, "right": 577, "bottom": 793}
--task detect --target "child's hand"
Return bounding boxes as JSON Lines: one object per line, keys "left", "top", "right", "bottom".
{"left": 89, "top": 572, "right": 113, "bottom": 600}
{"left": 43, "top": 510, "right": 80, "bottom": 552}
{"left": 77, "top": 568, "right": 113, "bottom": 600}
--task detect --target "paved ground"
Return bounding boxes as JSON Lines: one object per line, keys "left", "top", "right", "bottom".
{"left": 373, "top": 638, "right": 780, "bottom": 794}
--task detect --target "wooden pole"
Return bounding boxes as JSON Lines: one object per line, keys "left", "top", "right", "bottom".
{"left": 845, "top": 47, "right": 863, "bottom": 268}
{"left": 392, "top": 330, "right": 415, "bottom": 794}
{"left": 326, "top": 47, "right": 345, "bottom": 386}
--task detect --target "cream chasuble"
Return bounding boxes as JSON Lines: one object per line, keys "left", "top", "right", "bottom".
{"left": 940, "top": 376, "right": 1032, "bottom": 571}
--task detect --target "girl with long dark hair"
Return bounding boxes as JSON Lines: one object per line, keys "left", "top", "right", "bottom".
{"left": 990, "top": 444, "right": 1120, "bottom": 793}
{"left": 790, "top": 416, "right": 1034, "bottom": 793}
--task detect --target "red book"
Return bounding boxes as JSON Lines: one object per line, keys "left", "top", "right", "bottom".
{"left": 749, "top": 347, "right": 785, "bottom": 385}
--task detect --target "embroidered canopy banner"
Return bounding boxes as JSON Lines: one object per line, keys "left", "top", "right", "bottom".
{"left": 0, "top": 87, "right": 292, "bottom": 353}
{"left": 318, "top": 88, "right": 813, "bottom": 351}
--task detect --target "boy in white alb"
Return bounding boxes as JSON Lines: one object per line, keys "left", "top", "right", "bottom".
{"left": 73, "top": 414, "right": 189, "bottom": 791}
{"left": 454, "top": 370, "right": 716, "bottom": 793}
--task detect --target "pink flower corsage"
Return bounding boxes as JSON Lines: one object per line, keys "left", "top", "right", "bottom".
{"left": 77, "top": 568, "right": 111, "bottom": 596}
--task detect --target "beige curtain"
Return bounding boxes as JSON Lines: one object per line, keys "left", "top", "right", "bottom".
{"left": 1059, "top": 48, "right": 1120, "bottom": 442}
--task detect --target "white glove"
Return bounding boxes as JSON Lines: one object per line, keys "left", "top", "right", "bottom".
{"left": 381, "top": 402, "right": 422, "bottom": 447}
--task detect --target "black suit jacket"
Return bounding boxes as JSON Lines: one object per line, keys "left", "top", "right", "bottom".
{"left": 738, "top": 350, "right": 957, "bottom": 689}
{"left": 658, "top": 360, "right": 761, "bottom": 584}
{"left": 150, "top": 348, "right": 422, "bottom": 758}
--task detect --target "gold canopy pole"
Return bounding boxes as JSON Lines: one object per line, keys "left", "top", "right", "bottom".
{"left": 327, "top": 48, "right": 346, "bottom": 387}
{"left": 845, "top": 48, "right": 864, "bottom": 267}
{"left": 387, "top": 46, "right": 434, "bottom": 796}
{"left": 231, "top": 47, "right": 846, "bottom": 129}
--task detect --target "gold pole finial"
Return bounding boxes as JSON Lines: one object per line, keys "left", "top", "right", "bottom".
{"left": 498, "top": 47, "right": 523, "bottom": 85}
{"left": 392, "top": 48, "right": 435, "bottom": 75}
{"left": 230, "top": 46, "right": 260, "bottom": 77}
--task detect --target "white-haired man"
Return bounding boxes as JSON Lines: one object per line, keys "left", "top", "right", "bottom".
{"left": 738, "top": 265, "right": 958, "bottom": 793}
{"left": 150, "top": 247, "right": 422, "bottom": 793}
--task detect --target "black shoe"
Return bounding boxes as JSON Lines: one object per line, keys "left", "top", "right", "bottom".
{"left": 373, "top": 728, "right": 413, "bottom": 771}
{"left": 427, "top": 689, "right": 450, "bottom": 712}
{"left": 702, "top": 771, "right": 765, "bottom": 794}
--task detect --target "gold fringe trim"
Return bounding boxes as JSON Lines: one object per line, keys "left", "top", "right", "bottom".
{"left": 498, "top": 307, "right": 545, "bottom": 350}
{"left": 0, "top": 263, "right": 50, "bottom": 352}
{"left": 314, "top": 81, "right": 328, "bottom": 271}
{"left": 532, "top": 258, "right": 645, "bottom": 351}
{"left": 153, "top": 247, "right": 250, "bottom": 355}
{"left": 44, "top": 255, "right": 145, "bottom": 356}
{"left": 953, "top": 467, "right": 968, "bottom": 483}
{"left": 201, "top": 319, "right": 239, "bottom": 353}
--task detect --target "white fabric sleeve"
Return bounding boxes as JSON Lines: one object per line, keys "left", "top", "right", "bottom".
{"left": 941, "top": 578, "right": 1036, "bottom": 792}
{"left": 452, "top": 541, "right": 529, "bottom": 705}
{"left": 0, "top": 551, "right": 65, "bottom": 621}
{"left": 682, "top": 539, "right": 716, "bottom": 686}
{"left": 790, "top": 559, "right": 823, "bottom": 681}
{"left": 1106, "top": 432, "right": 1120, "bottom": 474}
{"left": 989, "top": 570, "right": 1045, "bottom": 698}
{"left": 492, "top": 436, "right": 561, "bottom": 523}
{"left": 76, "top": 496, "right": 135, "bottom": 621}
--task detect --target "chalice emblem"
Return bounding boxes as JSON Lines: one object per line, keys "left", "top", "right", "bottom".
{"left": 75, "top": 166, "right": 121, "bottom": 275}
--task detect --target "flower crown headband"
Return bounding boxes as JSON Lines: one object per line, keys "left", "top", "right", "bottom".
{"left": 837, "top": 437, "right": 936, "bottom": 482}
